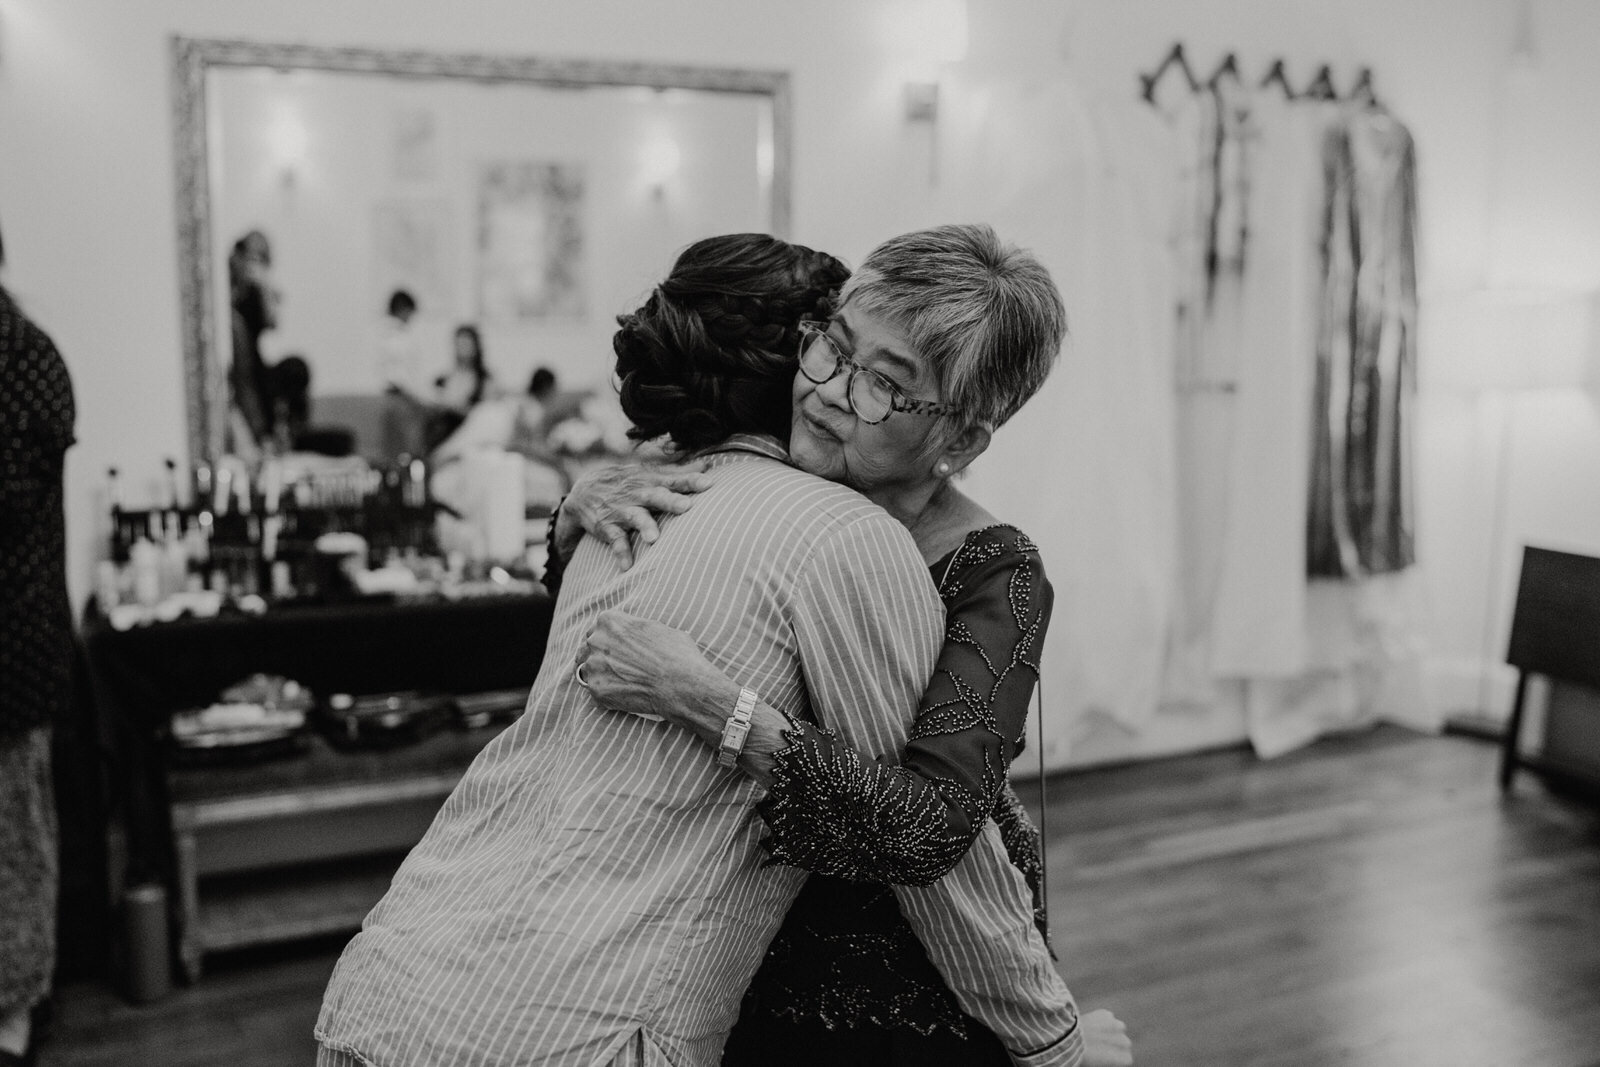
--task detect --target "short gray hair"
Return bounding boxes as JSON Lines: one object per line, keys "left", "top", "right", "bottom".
{"left": 839, "top": 223, "right": 1066, "bottom": 430}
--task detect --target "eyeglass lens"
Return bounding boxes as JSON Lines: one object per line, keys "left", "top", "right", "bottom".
{"left": 799, "top": 329, "right": 894, "bottom": 423}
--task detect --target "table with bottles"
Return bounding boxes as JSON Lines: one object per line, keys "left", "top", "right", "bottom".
{"left": 81, "top": 453, "right": 558, "bottom": 984}
{"left": 99, "top": 453, "right": 446, "bottom": 615}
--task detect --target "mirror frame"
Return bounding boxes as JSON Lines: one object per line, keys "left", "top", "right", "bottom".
{"left": 170, "top": 35, "right": 792, "bottom": 462}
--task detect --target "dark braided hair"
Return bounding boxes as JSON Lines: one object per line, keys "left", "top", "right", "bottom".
{"left": 614, "top": 233, "right": 848, "bottom": 454}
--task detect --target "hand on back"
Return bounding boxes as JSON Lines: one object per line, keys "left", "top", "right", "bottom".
{"left": 578, "top": 608, "right": 729, "bottom": 728}
{"left": 561, "top": 458, "right": 713, "bottom": 569}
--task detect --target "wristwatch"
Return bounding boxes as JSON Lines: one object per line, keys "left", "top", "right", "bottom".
{"left": 716, "top": 687, "right": 760, "bottom": 769}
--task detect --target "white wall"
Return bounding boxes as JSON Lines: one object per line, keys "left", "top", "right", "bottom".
{"left": 3, "top": 0, "right": 1595, "bottom": 767}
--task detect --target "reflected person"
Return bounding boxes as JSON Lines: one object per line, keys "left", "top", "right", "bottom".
{"left": 226, "top": 229, "right": 278, "bottom": 457}
{"left": 426, "top": 324, "right": 494, "bottom": 450}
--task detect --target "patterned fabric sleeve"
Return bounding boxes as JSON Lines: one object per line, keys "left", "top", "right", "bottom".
{"left": 540, "top": 496, "right": 569, "bottom": 598}
{"left": 758, "top": 525, "right": 1051, "bottom": 887}
{"left": 0, "top": 292, "right": 76, "bottom": 741}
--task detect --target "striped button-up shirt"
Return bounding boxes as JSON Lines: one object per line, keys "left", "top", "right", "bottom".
{"left": 315, "top": 437, "right": 1081, "bottom": 1066}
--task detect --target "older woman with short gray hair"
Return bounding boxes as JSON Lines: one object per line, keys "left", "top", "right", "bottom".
{"left": 843, "top": 222, "right": 1063, "bottom": 427}
{"left": 569, "top": 223, "right": 1132, "bottom": 1066}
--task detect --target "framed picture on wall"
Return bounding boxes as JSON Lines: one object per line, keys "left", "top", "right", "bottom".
{"left": 391, "top": 104, "right": 441, "bottom": 183}
{"left": 476, "top": 160, "right": 586, "bottom": 323}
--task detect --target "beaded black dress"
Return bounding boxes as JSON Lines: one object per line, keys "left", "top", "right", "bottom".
{"left": 722, "top": 523, "right": 1053, "bottom": 1066}
{"left": 0, "top": 285, "right": 75, "bottom": 1022}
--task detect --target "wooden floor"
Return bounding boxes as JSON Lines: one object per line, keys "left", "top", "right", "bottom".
{"left": 35, "top": 725, "right": 1600, "bottom": 1067}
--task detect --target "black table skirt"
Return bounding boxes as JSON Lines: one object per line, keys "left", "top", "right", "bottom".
{"left": 73, "top": 592, "right": 554, "bottom": 977}
{"left": 87, "top": 593, "right": 555, "bottom": 728}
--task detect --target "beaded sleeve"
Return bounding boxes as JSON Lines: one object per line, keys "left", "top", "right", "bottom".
{"left": 540, "top": 496, "right": 569, "bottom": 597}
{"left": 758, "top": 525, "right": 1051, "bottom": 889}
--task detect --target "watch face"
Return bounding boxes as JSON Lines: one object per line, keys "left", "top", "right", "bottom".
{"left": 716, "top": 688, "right": 759, "bottom": 768}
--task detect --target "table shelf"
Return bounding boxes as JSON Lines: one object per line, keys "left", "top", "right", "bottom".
{"left": 189, "top": 855, "right": 404, "bottom": 954}
{"left": 170, "top": 726, "right": 506, "bottom": 981}
{"left": 79, "top": 592, "right": 554, "bottom": 993}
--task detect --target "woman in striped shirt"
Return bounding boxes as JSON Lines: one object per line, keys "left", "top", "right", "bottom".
{"left": 562, "top": 225, "right": 1131, "bottom": 1067}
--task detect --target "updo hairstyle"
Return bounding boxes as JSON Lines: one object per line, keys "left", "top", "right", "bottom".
{"left": 614, "top": 233, "right": 849, "bottom": 454}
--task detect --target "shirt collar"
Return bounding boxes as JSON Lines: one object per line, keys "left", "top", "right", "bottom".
{"left": 695, "top": 433, "right": 791, "bottom": 464}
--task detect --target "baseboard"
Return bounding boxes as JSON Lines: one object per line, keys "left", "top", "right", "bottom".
{"left": 1423, "top": 655, "right": 1519, "bottom": 724}
{"left": 1441, "top": 712, "right": 1506, "bottom": 743}
{"left": 1024, "top": 736, "right": 1255, "bottom": 783}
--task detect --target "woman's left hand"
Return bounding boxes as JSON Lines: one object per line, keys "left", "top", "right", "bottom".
{"left": 557, "top": 460, "right": 713, "bottom": 570}
{"left": 578, "top": 610, "right": 738, "bottom": 736}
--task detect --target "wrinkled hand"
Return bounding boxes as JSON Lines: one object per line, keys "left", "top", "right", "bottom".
{"left": 578, "top": 609, "right": 732, "bottom": 731}
{"left": 559, "top": 459, "right": 713, "bottom": 570}
{"left": 1081, "top": 1008, "right": 1133, "bottom": 1067}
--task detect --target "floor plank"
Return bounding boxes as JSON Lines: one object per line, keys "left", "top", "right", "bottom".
{"left": 35, "top": 725, "right": 1600, "bottom": 1066}
{"left": 1041, "top": 726, "right": 1600, "bottom": 1067}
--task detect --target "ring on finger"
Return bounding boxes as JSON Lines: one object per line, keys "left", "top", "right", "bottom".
{"left": 575, "top": 662, "right": 591, "bottom": 690}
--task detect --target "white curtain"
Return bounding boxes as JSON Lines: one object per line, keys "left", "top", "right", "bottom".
{"left": 965, "top": 69, "right": 1430, "bottom": 768}
{"left": 958, "top": 77, "right": 1178, "bottom": 757}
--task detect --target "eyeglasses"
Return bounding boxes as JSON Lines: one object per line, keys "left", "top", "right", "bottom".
{"left": 796, "top": 321, "right": 960, "bottom": 425}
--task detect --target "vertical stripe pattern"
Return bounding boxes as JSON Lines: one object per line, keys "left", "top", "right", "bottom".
{"left": 315, "top": 446, "right": 945, "bottom": 1066}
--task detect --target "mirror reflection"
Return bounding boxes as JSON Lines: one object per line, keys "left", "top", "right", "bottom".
{"left": 176, "top": 40, "right": 789, "bottom": 507}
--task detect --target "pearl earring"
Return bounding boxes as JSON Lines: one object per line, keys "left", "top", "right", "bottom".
{"left": 936, "top": 460, "right": 952, "bottom": 477}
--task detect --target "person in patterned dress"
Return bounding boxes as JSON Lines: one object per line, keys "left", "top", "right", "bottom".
{"left": 564, "top": 225, "right": 1132, "bottom": 1066}
{"left": 0, "top": 221, "right": 76, "bottom": 1067}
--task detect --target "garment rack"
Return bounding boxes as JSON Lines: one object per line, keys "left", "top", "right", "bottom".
{"left": 1138, "top": 43, "right": 1380, "bottom": 108}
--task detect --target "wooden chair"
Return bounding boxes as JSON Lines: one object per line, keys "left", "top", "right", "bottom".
{"left": 1500, "top": 545, "right": 1600, "bottom": 795}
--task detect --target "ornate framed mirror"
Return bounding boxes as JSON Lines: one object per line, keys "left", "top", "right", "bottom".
{"left": 171, "top": 36, "right": 791, "bottom": 462}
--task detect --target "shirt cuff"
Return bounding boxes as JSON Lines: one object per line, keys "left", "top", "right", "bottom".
{"left": 1009, "top": 1020, "right": 1086, "bottom": 1067}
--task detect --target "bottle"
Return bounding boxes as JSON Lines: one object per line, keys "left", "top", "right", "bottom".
{"left": 208, "top": 464, "right": 235, "bottom": 594}
{"left": 162, "top": 457, "right": 182, "bottom": 512}
{"left": 407, "top": 455, "right": 428, "bottom": 507}
{"left": 260, "top": 458, "right": 283, "bottom": 516}
{"left": 188, "top": 462, "right": 214, "bottom": 593}
{"left": 95, "top": 559, "right": 121, "bottom": 612}
{"left": 214, "top": 464, "right": 233, "bottom": 517}
{"left": 204, "top": 514, "right": 228, "bottom": 596}
{"left": 121, "top": 883, "right": 171, "bottom": 1004}
{"left": 242, "top": 513, "right": 262, "bottom": 597}
{"left": 235, "top": 465, "right": 252, "bottom": 515}
{"left": 130, "top": 529, "right": 162, "bottom": 608}
{"left": 404, "top": 455, "right": 430, "bottom": 553}
{"left": 106, "top": 466, "right": 128, "bottom": 564}
{"left": 191, "top": 462, "right": 212, "bottom": 515}
{"left": 161, "top": 511, "right": 188, "bottom": 600}
{"left": 258, "top": 459, "right": 283, "bottom": 597}
{"left": 270, "top": 559, "right": 294, "bottom": 600}
{"left": 182, "top": 516, "right": 208, "bottom": 593}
